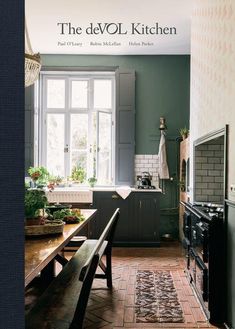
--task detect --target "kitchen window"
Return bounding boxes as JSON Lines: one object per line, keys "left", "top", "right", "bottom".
{"left": 38, "top": 72, "right": 115, "bottom": 185}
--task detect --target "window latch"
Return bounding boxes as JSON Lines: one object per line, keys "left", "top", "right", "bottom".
{"left": 64, "top": 145, "right": 69, "bottom": 153}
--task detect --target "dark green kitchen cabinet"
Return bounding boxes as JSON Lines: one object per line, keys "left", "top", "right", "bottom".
{"left": 90, "top": 191, "right": 132, "bottom": 240}
{"left": 91, "top": 191, "right": 160, "bottom": 246}
{"left": 133, "top": 193, "right": 160, "bottom": 245}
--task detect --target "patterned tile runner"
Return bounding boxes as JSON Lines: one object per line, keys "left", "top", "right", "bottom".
{"left": 135, "top": 270, "right": 184, "bottom": 323}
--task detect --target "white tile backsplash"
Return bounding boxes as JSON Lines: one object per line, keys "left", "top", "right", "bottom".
{"left": 134, "top": 154, "right": 159, "bottom": 188}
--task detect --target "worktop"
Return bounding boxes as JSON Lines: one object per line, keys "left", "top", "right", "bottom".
{"left": 46, "top": 186, "right": 162, "bottom": 203}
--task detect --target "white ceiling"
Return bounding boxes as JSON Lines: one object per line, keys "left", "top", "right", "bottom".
{"left": 25, "top": 0, "right": 192, "bottom": 55}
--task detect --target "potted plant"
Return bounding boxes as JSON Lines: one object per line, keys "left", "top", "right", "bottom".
{"left": 28, "top": 166, "right": 50, "bottom": 186}
{"left": 71, "top": 165, "right": 86, "bottom": 184}
{"left": 179, "top": 127, "right": 189, "bottom": 140}
{"left": 25, "top": 189, "right": 48, "bottom": 225}
{"left": 88, "top": 177, "right": 97, "bottom": 188}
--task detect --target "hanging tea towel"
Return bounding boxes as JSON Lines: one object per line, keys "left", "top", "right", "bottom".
{"left": 116, "top": 186, "right": 132, "bottom": 199}
{"left": 158, "top": 130, "right": 170, "bottom": 179}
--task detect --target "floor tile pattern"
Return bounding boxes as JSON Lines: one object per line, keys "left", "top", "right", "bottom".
{"left": 83, "top": 243, "right": 223, "bottom": 329}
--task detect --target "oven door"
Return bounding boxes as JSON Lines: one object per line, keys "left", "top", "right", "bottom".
{"left": 189, "top": 248, "right": 197, "bottom": 283}
{"left": 195, "top": 222, "right": 209, "bottom": 263}
{"left": 195, "top": 257, "right": 208, "bottom": 302}
{"left": 183, "top": 211, "right": 191, "bottom": 242}
{"left": 182, "top": 237, "right": 190, "bottom": 269}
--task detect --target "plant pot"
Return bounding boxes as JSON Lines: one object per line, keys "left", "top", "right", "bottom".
{"left": 25, "top": 217, "right": 45, "bottom": 226}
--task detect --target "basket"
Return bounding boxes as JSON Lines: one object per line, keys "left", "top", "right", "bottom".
{"left": 25, "top": 221, "right": 64, "bottom": 236}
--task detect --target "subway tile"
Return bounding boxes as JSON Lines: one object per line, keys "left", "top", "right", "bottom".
{"left": 144, "top": 155, "right": 153, "bottom": 159}
{"left": 214, "top": 151, "right": 223, "bottom": 157}
{"left": 197, "top": 183, "right": 208, "bottom": 189}
{"left": 195, "top": 163, "right": 202, "bottom": 170}
{"left": 195, "top": 157, "right": 208, "bottom": 163}
{"left": 201, "top": 150, "right": 214, "bottom": 157}
{"left": 208, "top": 170, "right": 220, "bottom": 176}
{"left": 208, "top": 158, "right": 220, "bottom": 164}
{"left": 214, "top": 190, "right": 223, "bottom": 196}
{"left": 195, "top": 189, "right": 202, "bottom": 195}
{"left": 208, "top": 183, "right": 222, "bottom": 189}
{"left": 201, "top": 164, "right": 214, "bottom": 170}
{"left": 202, "top": 177, "right": 214, "bottom": 183}
{"left": 197, "top": 145, "right": 208, "bottom": 151}
{"left": 214, "top": 164, "right": 223, "bottom": 170}
{"left": 214, "top": 176, "right": 223, "bottom": 183}
{"left": 195, "top": 176, "right": 202, "bottom": 183}
{"left": 152, "top": 154, "right": 158, "bottom": 159}
{"left": 195, "top": 150, "right": 202, "bottom": 157}
{"left": 140, "top": 159, "right": 149, "bottom": 164}
{"left": 210, "top": 195, "right": 221, "bottom": 202}
{"left": 196, "top": 170, "right": 208, "bottom": 176}
{"left": 209, "top": 145, "right": 221, "bottom": 151}
{"left": 197, "top": 195, "right": 208, "bottom": 202}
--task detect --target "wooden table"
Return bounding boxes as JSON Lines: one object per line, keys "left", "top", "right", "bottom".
{"left": 25, "top": 209, "right": 97, "bottom": 287}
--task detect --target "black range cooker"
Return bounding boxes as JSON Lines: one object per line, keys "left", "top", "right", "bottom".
{"left": 181, "top": 202, "right": 225, "bottom": 325}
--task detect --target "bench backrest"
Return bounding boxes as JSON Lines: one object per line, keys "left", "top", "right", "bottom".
{"left": 79, "top": 208, "right": 120, "bottom": 281}
{"left": 70, "top": 208, "right": 120, "bottom": 328}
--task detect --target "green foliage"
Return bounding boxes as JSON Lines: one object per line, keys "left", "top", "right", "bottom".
{"left": 25, "top": 189, "right": 48, "bottom": 218}
{"left": 28, "top": 166, "right": 50, "bottom": 185}
{"left": 179, "top": 127, "right": 189, "bottom": 138}
{"left": 48, "top": 175, "right": 63, "bottom": 185}
{"left": 88, "top": 177, "right": 97, "bottom": 187}
{"left": 71, "top": 165, "right": 86, "bottom": 183}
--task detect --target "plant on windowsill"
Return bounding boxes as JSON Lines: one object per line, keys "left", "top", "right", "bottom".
{"left": 71, "top": 165, "right": 86, "bottom": 184}
{"left": 47, "top": 175, "right": 64, "bottom": 190}
{"left": 28, "top": 166, "right": 50, "bottom": 187}
{"left": 87, "top": 177, "right": 97, "bottom": 188}
{"left": 179, "top": 127, "right": 189, "bottom": 141}
{"left": 25, "top": 188, "right": 48, "bottom": 225}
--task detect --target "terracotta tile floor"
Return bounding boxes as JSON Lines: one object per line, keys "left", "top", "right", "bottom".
{"left": 80, "top": 243, "right": 223, "bottom": 329}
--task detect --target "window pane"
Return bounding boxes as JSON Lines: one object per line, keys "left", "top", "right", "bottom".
{"left": 91, "top": 113, "right": 97, "bottom": 178}
{"left": 98, "top": 112, "right": 112, "bottom": 184}
{"left": 71, "top": 114, "right": 88, "bottom": 150}
{"left": 47, "top": 79, "right": 65, "bottom": 108}
{"left": 71, "top": 152, "right": 87, "bottom": 173}
{"left": 71, "top": 81, "right": 88, "bottom": 108}
{"left": 94, "top": 80, "right": 112, "bottom": 108}
{"left": 47, "top": 114, "right": 65, "bottom": 176}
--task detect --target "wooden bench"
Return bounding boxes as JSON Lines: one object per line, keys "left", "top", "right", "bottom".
{"left": 26, "top": 208, "right": 120, "bottom": 329}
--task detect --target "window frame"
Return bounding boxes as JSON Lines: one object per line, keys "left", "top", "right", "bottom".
{"left": 38, "top": 71, "right": 116, "bottom": 185}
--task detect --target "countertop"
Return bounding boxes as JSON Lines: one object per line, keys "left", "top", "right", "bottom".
{"left": 48, "top": 186, "right": 162, "bottom": 193}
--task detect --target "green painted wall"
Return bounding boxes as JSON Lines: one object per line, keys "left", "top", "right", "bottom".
{"left": 41, "top": 54, "right": 190, "bottom": 238}
{"left": 42, "top": 55, "right": 190, "bottom": 154}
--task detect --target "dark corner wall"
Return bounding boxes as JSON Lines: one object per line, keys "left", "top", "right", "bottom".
{"left": 27, "top": 54, "right": 190, "bottom": 238}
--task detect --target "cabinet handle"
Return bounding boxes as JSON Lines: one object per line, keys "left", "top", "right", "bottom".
{"left": 112, "top": 194, "right": 119, "bottom": 199}
{"left": 139, "top": 200, "right": 142, "bottom": 208}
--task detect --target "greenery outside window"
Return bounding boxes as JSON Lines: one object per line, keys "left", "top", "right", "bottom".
{"left": 38, "top": 72, "right": 115, "bottom": 185}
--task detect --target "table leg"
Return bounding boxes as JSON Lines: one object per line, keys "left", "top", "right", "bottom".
{"left": 40, "top": 259, "right": 55, "bottom": 284}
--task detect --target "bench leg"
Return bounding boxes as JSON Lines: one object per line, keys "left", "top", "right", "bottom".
{"left": 106, "top": 248, "right": 112, "bottom": 288}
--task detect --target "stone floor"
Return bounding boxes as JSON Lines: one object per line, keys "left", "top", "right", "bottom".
{"left": 80, "top": 243, "right": 223, "bottom": 329}
{"left": 26, "top": 242, "right": 224, "bottom": 329}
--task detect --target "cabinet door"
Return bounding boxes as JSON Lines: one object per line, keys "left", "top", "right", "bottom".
{"left": 134, "top": 193, "right": 160, "bottom": 244}
{"left": 114, "top": 194, "right": 134, "bottom": 242}
{"left": 91, "top": 191, "right": 133, "bottom": 242}
{"left": 91, "top": 192, "right": 117, "bottom": 238}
